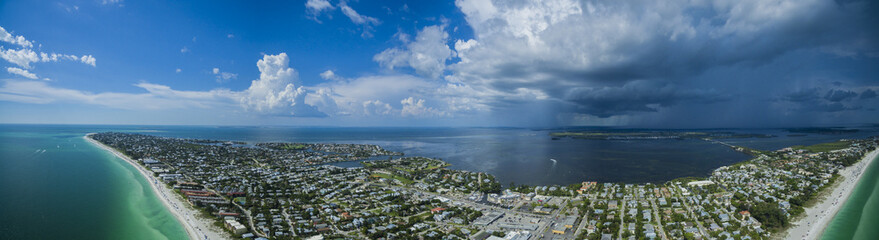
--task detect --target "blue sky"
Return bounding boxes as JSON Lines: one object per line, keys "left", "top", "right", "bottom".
{"left": 1, "top": 0, "right": 878, "bottom": 127}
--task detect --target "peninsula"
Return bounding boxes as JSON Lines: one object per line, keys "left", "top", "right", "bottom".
{"left": 87, "top": 132, "right": 878, "bottom": 240}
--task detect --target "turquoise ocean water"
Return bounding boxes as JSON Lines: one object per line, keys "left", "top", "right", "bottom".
{"left": 822, "top": 152, "right": 879, "bottom": 240}
{"left": 0, "top": 128, "right": 187, "bottom": 240}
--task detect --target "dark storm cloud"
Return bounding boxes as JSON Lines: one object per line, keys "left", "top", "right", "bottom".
{"left": 452, "top": 0, "right": 879, "bottom": 125}
{"left": 563, "top": 81, "right": 728, "bottom": 118}
{"left": 784, "top": 88, "right": 821, "bottom": 103}
{"left": 861, "top": 89, "right": 877, "bottom": 99}
{"left": 811, "top": 102, "right": 861, "bottom": 112}
{"left": 779, "top": 87, "right": 872, "bottom": 113}
{"left": 824, "top": 89, "right": 858, "bottom": 102}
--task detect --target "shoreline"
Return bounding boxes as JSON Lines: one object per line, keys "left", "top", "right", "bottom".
{"left": 84, "top": 133, "right": 229, "bottom": 240}
{"left": 784, "top": 149, "right": 879, "bottom": 240}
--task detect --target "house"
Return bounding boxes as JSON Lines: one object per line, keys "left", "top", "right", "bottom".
{"left": 577, "top": 181, "right": 597, "bottom": 194}
{"left": 719, "top": 214, "right": 730, "bottom": 222}
{"left": 431, "top": 207, "right": 446, "bottom": 214}
{"left": 433, "top": 211, "right": 451, "bottom": 222}
{"left": 224, "top": 219, "right": 247, "bottom": 235}
{"left": 628, "top": 208, "right": 638, "bottom": 217}
{"left": 739, "top": 211, "right": 751, "bottom": 220}
{"left": 710, "top": 222, "right": 723, "bottom": 231}
{"left": 779, "top": 201, "right": 791, "bottom": 209}
{"left": 644, "top": 224, "right": 656, "bottom": 239}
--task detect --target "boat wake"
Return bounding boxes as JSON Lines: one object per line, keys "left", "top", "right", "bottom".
{"left": 32, "top": 149, "right": 47, "bottom": 157}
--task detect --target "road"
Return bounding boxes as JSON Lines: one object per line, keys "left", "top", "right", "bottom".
{"left": 281, "top": 208, "right": 298, "bottom": 237}
{"left": 678, "top": 193, "right": 709, "bottom": 238}
{"left": 649, "top": 198, "right": 669, "bottom": 240}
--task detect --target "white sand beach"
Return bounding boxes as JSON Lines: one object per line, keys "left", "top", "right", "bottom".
{"left": 85, "top": 134, "right": 229, "bottom": 240}
{"left": 784, "top": 149, "right": 879, "bottom": 240}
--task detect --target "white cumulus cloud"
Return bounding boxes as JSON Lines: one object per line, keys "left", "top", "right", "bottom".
{"left": 453, "top": 39, "right": 477, "bottom": 62}
{"left": 239, "top": 53, "right": 325, "bottom": 117}
{"left": 39, "top": 52, "right": 96, "bottom": 67}
{"left": 319, "top": 70, "right": 344, "bottom": 81}
{"left": 80, "top": 55, "right": 96, "bottom": 67}
{"left": 7, "top": 67, "right": 38, "bottom": 79}
{"left": 401, "top": 97, "right": 445, "bottom": 117}
{"left": 0, "top": 47, "right": 39, "bottom": 68}
{"left": 102, "top": 0, "right": 123, "bottom": 6}
{"left": 211, "top": 68, "right": 237, "bottom": 83}
{"left": 339, "top": 2, "right": 380, "bottom": 37}
{"left": 306, "top": 0, "right": 335, "bottom": 14}
{"left": 0, "top": 27, "right": 97, "bottom": 70}
{"left": 374, "top": 25, "right": 454, "bottom": 79}
{"left": 0, "top": 53, "right": 326, "bottom": 118}
{"left": 0, "top": 26, "right": 33, "bottom": 48}
{"left": 340, "top": 3, "right": 379, "bottom": 25}
{"left": 362, "top": 100, "right": 393, "bottom": 115}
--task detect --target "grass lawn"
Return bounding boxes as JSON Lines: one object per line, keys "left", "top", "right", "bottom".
{"left": 413, "top": 211, "right": 432, "bottom": 219}
{"left": 281, "top": 144, "right": 307, "bottom": 150}
{"left": 371, "top": 173, "right": 414, "bottom": 184}
{"left": 426, "top": 162, "right": 451, "bottom": 170}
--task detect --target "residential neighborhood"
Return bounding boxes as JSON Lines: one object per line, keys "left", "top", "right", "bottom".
{"left": 91, "top": 132, "right": 878, "bottom": 240}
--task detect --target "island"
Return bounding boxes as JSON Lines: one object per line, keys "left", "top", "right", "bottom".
{"left": 785, "top": 128, "right": 859, "bottom": 135}
{"left": 549, "top": 130, "right": 773, "bottom": 140}
{"left": 86, "top": 132, "right": 878, "bottom": 240}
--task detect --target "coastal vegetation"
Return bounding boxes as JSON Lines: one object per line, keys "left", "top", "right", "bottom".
{"left": 792, "top": 141, "right": 851, "bottom": 153}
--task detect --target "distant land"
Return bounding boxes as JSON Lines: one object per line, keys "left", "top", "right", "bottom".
{"left": 786, "top": 127, "right": 860, "bottom": 135}
{"left": 549, "top": 130, "right": 774, "bottom": 140}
